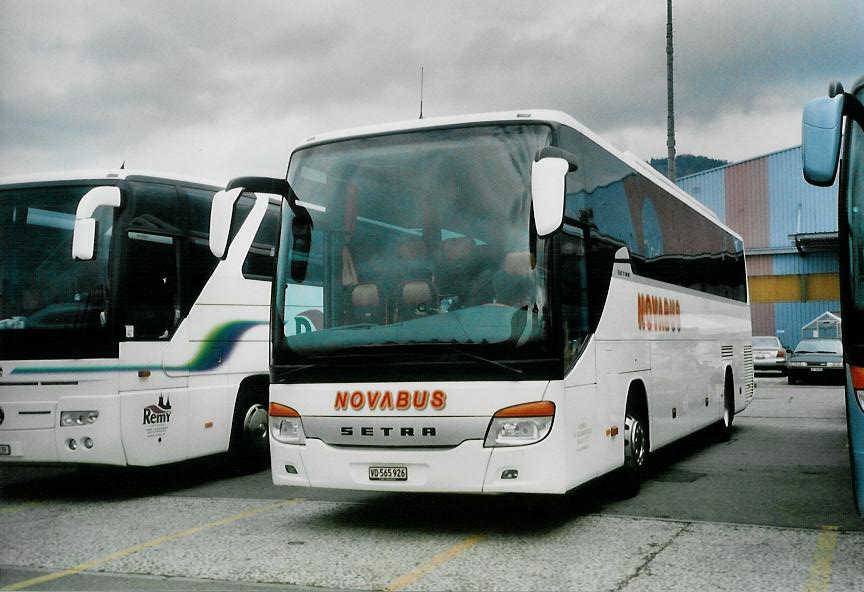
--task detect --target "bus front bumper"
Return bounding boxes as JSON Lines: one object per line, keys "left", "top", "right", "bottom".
{"left": 271, "top": 436, "right": 568, "bottom": 494}
{"left": 0, "top": 397, "right": 127, "bottom": 465}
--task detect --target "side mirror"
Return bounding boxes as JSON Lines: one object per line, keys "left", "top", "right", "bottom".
{"left": 72, "top": 219, "right": 98, "bottom": 261}
{"left": 72, "top": 186, "right": 121, "bottom": 260}
{"left": 209, "top": 187, "right": 243, "bottom": 258}
{"left": 802, "top": 95, "right": 844, "bottom": 186}
{"left": 531, "top": 148, "right": 578, "bottom": 237}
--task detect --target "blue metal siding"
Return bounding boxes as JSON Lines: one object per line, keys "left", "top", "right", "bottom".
{"left": 774, "top": 300, "right": 841, "bottom": 350}
{"left": 767, "top": 146, "right": 838, "bottom": 248}
{"left": 677, "top": 170, "right": 726, "bottom": 222}
{"left": 772, "top": 253, "right": 839, "bottom": 275}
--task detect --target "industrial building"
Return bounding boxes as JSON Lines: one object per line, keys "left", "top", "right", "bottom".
{"left": 677, "top": 146, "right": 839, "bottom": 349}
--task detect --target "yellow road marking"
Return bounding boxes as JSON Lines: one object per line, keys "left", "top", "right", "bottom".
{"left": 1, "top": 498, "right": 301, "bottom": 592}
{"left": 804, "top": 525, "right": 839, "bottom": 592}
{"left": 0, "top": 502, "right": 41, "bottom": 515}
{"left": 385, "top": 533, "right": 485, "bottom": 592}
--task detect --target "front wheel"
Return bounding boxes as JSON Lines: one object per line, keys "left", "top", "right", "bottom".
{"left": 228, "top": 398, "right": 270, "bottom": 471}
{"left": 617, "top": 409, "right": 649, "bottom": 498}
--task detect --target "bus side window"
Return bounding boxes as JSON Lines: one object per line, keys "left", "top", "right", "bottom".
{"left": 124, "top": 232, "right": 179, "bottom": 340}
{"left": 586, "top": 236, "right": 621, "bottom": 331}
{"left": 557, "top": 231, "right": 589, "bottom": 367}
{"left": 122, "top": 182, "right": 182, "bottom": 341}
{"left": 243, "top": 201, "right": 279, "bottom": 281}
{"left": 181, "top": 187, "right": 220, "bottom": 315}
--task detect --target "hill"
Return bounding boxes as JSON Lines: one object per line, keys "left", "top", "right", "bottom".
{"left": 649, "top": 155, "right": 728, "bottom": 178}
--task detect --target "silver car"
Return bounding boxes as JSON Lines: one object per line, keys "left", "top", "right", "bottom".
{"left": 752, "top": 336, "right": 787, "bottom": 375}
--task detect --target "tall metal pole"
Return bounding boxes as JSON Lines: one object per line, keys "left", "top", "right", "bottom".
{"left": 666, "top": 0, "right": 676, "bottom": 182}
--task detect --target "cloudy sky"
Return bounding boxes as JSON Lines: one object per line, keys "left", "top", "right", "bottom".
{"left": 0, "top": 0, "right": 861, "bottom": 184}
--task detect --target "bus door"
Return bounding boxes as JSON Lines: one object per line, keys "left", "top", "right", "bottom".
{"left": 116, "top": 181, "right": 191, "bottom": 465}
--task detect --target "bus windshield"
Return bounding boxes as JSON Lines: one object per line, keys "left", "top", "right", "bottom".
{"left": 272, "top": 124, "right": 557, "bottom": 381}
{"left": 0, "top": 184, "right": 114, "bottom": 359}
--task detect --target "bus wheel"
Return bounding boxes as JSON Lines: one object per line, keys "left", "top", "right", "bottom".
{"left": 618, "top": 403, "right": 648, "bottom": 498}
{"left": 715, "top": 372, "right": 734, "bottom": 442}
{"left": 240, "top": 403, "right": 269, "bottom": 450}
{"left": 228, "top": 393, "right": 269, "bottom": 469}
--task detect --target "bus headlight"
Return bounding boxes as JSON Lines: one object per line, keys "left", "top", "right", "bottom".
{"left": 827, "top": 362, "right": 843, "bottom": 368}
{"left": 269, "top": 403, "right": 306, "bottom": 444}
{"left": 60, "top": 411, "right": 99, "bottom": 427}
{"left": 484, "top": 401, "right": 555, "bottom": 447}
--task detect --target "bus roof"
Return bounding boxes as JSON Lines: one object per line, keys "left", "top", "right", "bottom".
{"left": 0, "top": 169, "right": 222, "bottom": 190}
{"left": 292, "top": 110, "right": 743, "bottom": 243}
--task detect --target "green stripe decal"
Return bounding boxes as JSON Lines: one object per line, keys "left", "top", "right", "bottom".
{"left": 10, "top": 321, "right": 266, "bottom": 375}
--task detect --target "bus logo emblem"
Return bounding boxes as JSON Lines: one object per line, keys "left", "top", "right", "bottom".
{"left": 637, "top": 293, "right": 681, "bottom": 332}
{"left": 143, "top": 394, "right": 172, "bottom": 425}
{"left": 334, "top": 390, "right": 447, "bottom": 411}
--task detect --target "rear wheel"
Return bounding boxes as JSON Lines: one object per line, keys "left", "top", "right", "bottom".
{"left": 715, "top": 372, "right": 734, "bottom": 442}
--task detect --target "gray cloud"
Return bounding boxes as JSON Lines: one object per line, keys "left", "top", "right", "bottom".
{"left": 0, "top": 0, "right": 861, "bottom": 180}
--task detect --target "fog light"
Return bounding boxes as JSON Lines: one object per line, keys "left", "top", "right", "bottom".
{"left": 82, "top": 437, "right": 94, "bottom": 449}
{"left": 66, "top": 438, "right": 77, "bottom": 451}
{"left": 60, "top": 410, "right": 99, "bottom": 427}
{"left": 285, "top": 464, "right": 298, "bottom": 474}
{"left": 501, "top": 469, "right": 518, "bottom": 480}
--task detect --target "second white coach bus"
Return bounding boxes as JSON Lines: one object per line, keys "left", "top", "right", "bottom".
{"left": 216, "top": 110, "right": 754, "bottom": 495}
{"left": 0, "top": 171, "right": 282, "bottom": 467}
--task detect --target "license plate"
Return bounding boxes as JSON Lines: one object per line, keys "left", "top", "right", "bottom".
{"left": 369, "top": 466, "right": 407, "bottom": 481}
{"left": 0, "top": 444, "right": 10, "bottom": 456}
{"left": 811, "top": 367, "right": 823, "bottom": 372}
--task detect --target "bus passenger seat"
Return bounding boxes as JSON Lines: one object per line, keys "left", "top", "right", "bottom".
{"left": 437, "top": 237, "right": 476, "bottom": 301}
{"left": 396, "top": 280, "right": 437, "bottom": 321}
{"left": 493, "top": 251, "right": 535, "bottom": 307}
{"left": 351, "top": 283, "right": 386, "bottom": 324}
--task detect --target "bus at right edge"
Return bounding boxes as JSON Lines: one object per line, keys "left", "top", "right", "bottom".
{"left": 802, "top": 73, "right": 864, "bottom": 514}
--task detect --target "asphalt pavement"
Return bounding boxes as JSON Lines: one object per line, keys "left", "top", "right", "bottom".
{"left": 1, "top": 376, "right": 862, "bottom": 591}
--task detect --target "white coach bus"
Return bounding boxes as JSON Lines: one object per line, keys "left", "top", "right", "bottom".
{"left": 216, "top": 110, "right": 754, "bottom": 495}
{"left": 0, "top": 171, "right": 281, "bottom": 467}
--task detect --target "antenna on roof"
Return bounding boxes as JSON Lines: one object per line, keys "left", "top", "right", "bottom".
{"left": 419, "top": 66, "right": 424, "bottom": 119}
{"left": 120, "top": 161, "right": 125, "bottom": 170}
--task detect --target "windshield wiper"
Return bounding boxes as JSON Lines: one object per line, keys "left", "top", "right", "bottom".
{"left": 446, "top": 346, "right": 523, "bottom": 376}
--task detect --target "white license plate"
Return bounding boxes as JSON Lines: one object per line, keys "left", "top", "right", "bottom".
{"left": 369, "top": 466, "right": 407, "bottom": 481}
{"left": 811, "top": 367, "right": 823, "bottom": 372}
{"left": 0, "top": 444, "right": 10, "bottom": 456}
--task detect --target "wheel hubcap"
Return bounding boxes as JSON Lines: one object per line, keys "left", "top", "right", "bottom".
{"left": 624, "top": 415, "right": 647, "bottom": 469}
{"left": 243, "top": 404, "right": 269, "bottom": 444}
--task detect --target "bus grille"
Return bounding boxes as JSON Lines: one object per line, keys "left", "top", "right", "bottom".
{"left": 721, "top": 345, "right": 734, "bottom": 359}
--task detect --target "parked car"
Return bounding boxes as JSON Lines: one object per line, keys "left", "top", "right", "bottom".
{"left": 786, "top": 338, "right": 844, "bottom": 385}
{"left": 752, "top": 336, "right": 787, "bottom": 375}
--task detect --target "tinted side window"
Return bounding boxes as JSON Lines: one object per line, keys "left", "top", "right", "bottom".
{"left": 243, "top": 201, "right": 279, "bottom": 280}
{"left": 178, "top": 187, "right": 220, "bottom": 314}
{"left": 561, "top": 129, "right": 746, "bottom": 303}
{"left": 184, "top": 187, "right": 215, "bottom": 239}
{"left": 121, "top": 182, "right": 182, "bottom": 340}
